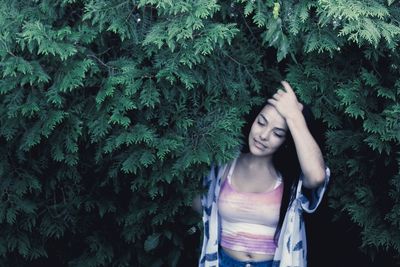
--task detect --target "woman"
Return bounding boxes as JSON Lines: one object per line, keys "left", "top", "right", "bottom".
{"left": 196, "top": 81, "right": 330, "bottom": 267}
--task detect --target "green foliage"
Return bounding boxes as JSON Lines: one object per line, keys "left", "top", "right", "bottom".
{"left": 0, "top": 0, "right": 258, "bottom": 266}
{"left": 0, "top": 0, "right": 399, "bottom": 266}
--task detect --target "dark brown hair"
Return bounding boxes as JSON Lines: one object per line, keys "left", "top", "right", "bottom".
{"left": 239, "top": 102, "right": 318, "bottom": 243}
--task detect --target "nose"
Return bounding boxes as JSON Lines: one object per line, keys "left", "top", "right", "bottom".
{"left": 259, "top": 129, "right": 271, "bottom": 141}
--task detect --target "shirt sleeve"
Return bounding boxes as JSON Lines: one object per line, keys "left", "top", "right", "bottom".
{"left": 298, "top": 166, "right": 331, "bottom": 213}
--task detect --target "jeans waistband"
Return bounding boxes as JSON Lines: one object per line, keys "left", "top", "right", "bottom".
{"left": 218, "top": 248, "right": 273, "bottom": 267}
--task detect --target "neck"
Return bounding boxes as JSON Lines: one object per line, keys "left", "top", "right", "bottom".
{"left": 240, "top": 153, "right": 274, "bottom": 171}
{"left": 238, "top": 153, "right": 279, "bottom": 184}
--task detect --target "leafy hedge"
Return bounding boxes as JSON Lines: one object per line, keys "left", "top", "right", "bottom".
{"left": 0, "top": 0, "right": 399, "bottom": 266}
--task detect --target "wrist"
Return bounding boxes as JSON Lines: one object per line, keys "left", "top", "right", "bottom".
{"left": 285, "top": 111, "right": 306, "bottom": 129}
{"left": 285, "top": 109, "right": 304, "bottom": 122}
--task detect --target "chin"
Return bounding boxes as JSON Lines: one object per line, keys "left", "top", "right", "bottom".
{"left": 249, "top": 146, "right": 272, "bottom": 157}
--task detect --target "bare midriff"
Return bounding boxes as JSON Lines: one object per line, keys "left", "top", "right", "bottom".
{"left": 221, "top": 246, "right": 274, "bottom": 261}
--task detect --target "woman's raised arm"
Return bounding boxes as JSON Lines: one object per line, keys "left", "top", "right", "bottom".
{"left": 268, "top": 81, "right": 326, "bottom": 189}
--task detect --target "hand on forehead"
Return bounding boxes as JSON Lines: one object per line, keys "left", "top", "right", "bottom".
{"left": 266, "top": 81, "right": 303, "bottom": 120}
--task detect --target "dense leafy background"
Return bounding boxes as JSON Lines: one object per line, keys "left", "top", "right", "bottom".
{"left": 0, "top": 0, "right": 399, "bottom": 266}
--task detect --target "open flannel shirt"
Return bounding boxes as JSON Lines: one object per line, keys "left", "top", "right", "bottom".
{"left": 199, "top": 160, "right": 330, "bottom": 267}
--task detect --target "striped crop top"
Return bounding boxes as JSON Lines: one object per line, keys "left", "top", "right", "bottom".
{"left": 218, "top": 158, "right": 283, "bottom": 255}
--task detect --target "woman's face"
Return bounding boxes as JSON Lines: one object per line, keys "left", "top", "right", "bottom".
{"left": 248, "top": 104, "right": 288, "bottom": 157}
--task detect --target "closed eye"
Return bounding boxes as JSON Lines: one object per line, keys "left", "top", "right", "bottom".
{"left": 257, "top": 117, "right": 266, "bottom": 126}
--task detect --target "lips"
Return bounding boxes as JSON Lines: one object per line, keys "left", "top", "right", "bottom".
{"left": 253, "top": 138, "right": 267, "bottom": 150}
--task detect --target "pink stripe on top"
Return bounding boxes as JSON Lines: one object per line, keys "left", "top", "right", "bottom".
{"left": 218, "top": 158, "right": 283, "bottom": 255}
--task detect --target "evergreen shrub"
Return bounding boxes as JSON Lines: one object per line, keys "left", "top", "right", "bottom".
{"left": 0, "top": 0, "right": 399, "bottom": 266}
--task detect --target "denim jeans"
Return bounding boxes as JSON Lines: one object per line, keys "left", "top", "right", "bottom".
{"left": 218, "top": 248, "right": 273, "bottom": 267}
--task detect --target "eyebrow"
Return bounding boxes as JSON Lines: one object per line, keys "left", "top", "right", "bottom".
{"left": 259, "top": 114, "right": 287, "bottom": 132}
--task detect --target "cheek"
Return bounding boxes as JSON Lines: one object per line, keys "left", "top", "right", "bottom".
{"left": 248, "top": 123, "right": 258, "bottom": 138}
{"left": 272, "top": 136, "right": 286, "bottom": 148}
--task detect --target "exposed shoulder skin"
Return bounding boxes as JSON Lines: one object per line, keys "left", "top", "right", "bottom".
{"left": 220, "top": 162, "right": 231, "bottom": 184}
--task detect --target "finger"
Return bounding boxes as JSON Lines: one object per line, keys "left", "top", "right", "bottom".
{"left": 277, "top": 88, "right": 285, "bottom": 95}
{"left": 272, "top": 93, "right": 282, "bottom": 100}
{"left": 267, "top": 98, "right": 277, "bottom": 106}
{"left": 280, "top": 81, "right": 294, "bottom": 95}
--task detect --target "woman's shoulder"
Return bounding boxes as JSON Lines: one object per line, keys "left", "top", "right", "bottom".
{"left": 219, "top": 162, "right": 231, "bottom": 183}
{"left": 219, "top": 155, "right": 241, "bottom": 183}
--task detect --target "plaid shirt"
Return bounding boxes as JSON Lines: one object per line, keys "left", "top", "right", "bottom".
{"left": 199, "top": 161, "right": 330, "bottom": 267}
